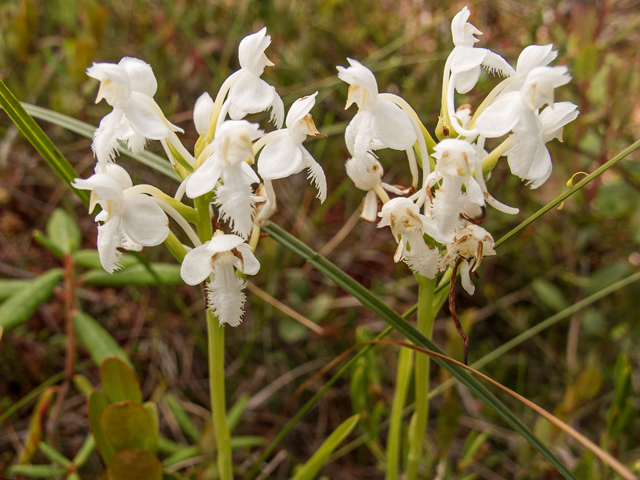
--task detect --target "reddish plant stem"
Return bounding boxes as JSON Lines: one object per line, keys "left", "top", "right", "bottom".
{"left": 449, "top": 258, "right": 469, "bottom": 365}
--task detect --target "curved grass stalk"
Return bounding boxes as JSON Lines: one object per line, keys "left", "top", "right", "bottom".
{"left": 262, "top": 223, "right": 576, "bottom": 480}
{"left": 375, "top": 340, "right": 638, "bottom": 480}
{"left": 0, "top": 81, "right": 90, "bottom": 205}
{"left": 495, "top": 138, "right": 640, "bottom": 248}
{"left": 20, "top": 102, "right": 180, "bottom": 181}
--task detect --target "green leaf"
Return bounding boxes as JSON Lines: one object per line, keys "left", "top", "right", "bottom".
{"left": 164, "top": 394, "right": 200, "bottom": 442}
{"left": 74, "top": 312, "right": 132, "bottom": 368}
{"left": 0, "top": 278, "right": 31, "bottom": 301}
{"left": 46, "top": 208, "right": 81, "bottom": 255}
{"left": 262, "top": 223, "right": 576, "bottom": 480}
{"left": 21, "top": 102, "right": 179, "bottom": 181}
{"left": 0, "top": 269, "right": 62, "bottom": 331}
{"left": 84, "top": 263, "right": 182, "bottom": 286}
{"left": 290, "top": 414, "right": 360, "bottom": 480}
{"left": 532, "top": 279, "right": 570, "bottom": 312}
{"left": 9, "top": 464, "right": 68, "bottom": 477}
{"left": 0, "top": 81, "right": 89, "bottom": 205}
{"left": 108, "top": 447, "right": 162, "bottom": 480}
{"left": 88, "top": 390, "right": 115, "bottom": 464}
{"left": 101, "top": 402, "right": 158, "bottom": 452}
{"left": 33, "top": 229, "right": 65, "bottom": 258}
{"left": 100, "top": 357, "right": 142, "bottom": 404}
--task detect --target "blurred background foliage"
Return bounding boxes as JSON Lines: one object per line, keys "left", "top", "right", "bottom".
{"left": 1, "top": 0, "right": 640, "bottom": 478}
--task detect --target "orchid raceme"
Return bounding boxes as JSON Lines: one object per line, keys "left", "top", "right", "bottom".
{"left": 180, "top": 233, "right": 260, "bottom": 326}
{"left": 87, "top": 57, "right": 183, "bottom": 167}
{"left": 72, "top": 163, "right": 169, "bottom": 273}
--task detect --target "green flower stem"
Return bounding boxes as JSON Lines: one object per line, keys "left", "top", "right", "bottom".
{"left": 207, "top": 309, "right": 233, "bottom": 480}
{"left": 406, "top": 275, "right": 436, "bottom": 480}
{"left": 195, "top": 194, "right": 231, "bottom": 480}
{"left": 481, "top": 138, "right": 512, "bottom": 177}
{"left": 385, "top": 341, "right": 414, "bottom": 480}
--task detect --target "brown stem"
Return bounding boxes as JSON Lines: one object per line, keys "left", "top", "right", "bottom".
{"left": 47, "top": 254, "right": 77, "bottom": 446}
{"left": 449, "top": 258, "right": 469, "bottom": 365}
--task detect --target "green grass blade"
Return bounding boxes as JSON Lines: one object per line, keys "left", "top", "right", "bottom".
{"left": 290, "top": 414, "right": 360, "bottom": 480}
{"left": 0, "top": 81, "right": 89, "bottom": 205}
{"left": 262, "top": 223, "right": 576, "bottom": 480}
{"left": 21, "top": 102, "right": 180, "bottom": 181}
{"left": 496, "top": 139, "right": 640, "bottom": 248}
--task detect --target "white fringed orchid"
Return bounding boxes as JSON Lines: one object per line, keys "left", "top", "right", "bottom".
{"left": 476, "top": 66, "right": 577, "bottom": 188}
{"left": 428, "top": 139, "right": 485, "bottom": 239}
{"left": 225, "top": 27, "right": 284, "bottom": 128}
{"left": 180, "top": 233, "right": 260, "bottom": 326}
{"left": 440, "top": 225, "right": 496, "bottom": 295}
{"left": 444, "top": 7, "right": 515, "bottom": 137}
{"left": 378, "top": 198, "right": 445, "bottom": 278}
{"left": 87, "top": 57, "right": 182, "bottom": 166}
{"left": 255, "top": 93, "right": 327, "bottom": 222}
{"left": 346, "top": 155, "right": 404, "bottom": 222}
{"left": 72, "top": 163, "right": 169, "bottom": 273}
{"left": 186, "top": 120, "right": 263, "bottom": 238}
{"left": 337, "top": 59, "right": 417, "bottom": 180}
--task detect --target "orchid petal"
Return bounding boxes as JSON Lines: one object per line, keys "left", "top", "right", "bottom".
{"left": 258, "top": 133, "right": 304, "bottom": 180}
{"left": 194, "top": 92, "right": 214, "bottom": 135}
{"left": 118, "top": 57, "right": 157, "bottom": 97}
{"left": 181, "top": 244, "right": 215, "bottom": 285}
{"left": 475, "top": 92, "right": 523, "bottom": 137}
{"left": 121, "top": 194, "right": 169, "bottom": 246}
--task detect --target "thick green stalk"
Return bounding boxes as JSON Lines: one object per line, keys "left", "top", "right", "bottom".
{"left": 406, "top": 275, "right": 436, "bottom": 480}
{"left": 195, "top": 194, "right": 231, "bottom": 480}
{"left": 207, "top": 309, "right": 233, "bottom": 480}
{"left": 385, "top": 343, "right": 414, "bottom": 480}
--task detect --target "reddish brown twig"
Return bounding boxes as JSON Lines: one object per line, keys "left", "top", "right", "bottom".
{"left": 449, "top": 257, "right": 469, "bottom": 365}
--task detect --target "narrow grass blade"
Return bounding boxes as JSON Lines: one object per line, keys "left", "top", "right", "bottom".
{"left": 290, "top": 414, "right": 360, "bottom": 480}
{"left": 0, "top": 81, "right": 89, "bottom": 205}
{"left": 21, "top": 102, "right": 180, "bottom": 180}
{"left": 262, "top": 223, "right": 576, "bottom": 480}
{"left": 496, "top": 139, "right": 640, "bottom": 248}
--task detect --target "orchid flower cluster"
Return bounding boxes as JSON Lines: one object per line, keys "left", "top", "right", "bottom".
{"left": 73, "top": 28, "right": 327, "bottom": 327}
{"left": 340, "top": 6, "right": 578, "bottom": 299}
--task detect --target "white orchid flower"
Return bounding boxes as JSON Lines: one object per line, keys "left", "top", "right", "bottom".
{"left": 444, "top": 7, "right": 515, "bottom": 136}
{"left": 186, "top": 120, "right": 263, "bottom": 238}
{"left": 337, "top": 59, "right": 418, "bottom": 178}
{"left": 87, "top": 57, "right": 183, "bottom": 166}
{"left": 72, "top": 163, "right": 169, "bottom": 273}
{"left": 255, "top": 93, "right": 327, "bottom": 223}
{"left": 222, "top": 27, "right": 284, "bottom": 128}
{"left": 346, "top": 155, "right": 405, "bottom": 222}
{"left": 427, "top": 139, "right": 485, "bottom": 238}
{"left": 378, "top": 198, "right": 446, "bottom": 278}
{"left": 180, "top": 233, "right": 260, "bottom": 327}
{"left": 476, "top": 66, "right": 577, "bottom": 187}
{"left": 440, "top": 225, "right": 496, "bottom": 295}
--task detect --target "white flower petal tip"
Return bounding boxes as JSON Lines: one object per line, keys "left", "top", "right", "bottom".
{"left": 194, "top": 92, "right": 214, "bottom": 135}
